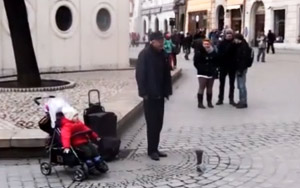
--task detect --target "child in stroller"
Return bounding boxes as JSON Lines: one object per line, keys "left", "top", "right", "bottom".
{"left": 61, "top": 106, "right": 109, "bottom": 174}
{"left": 38, "top": 97, "right": 108, "bottom": 181}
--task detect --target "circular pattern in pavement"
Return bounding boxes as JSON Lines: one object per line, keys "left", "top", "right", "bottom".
{"left": 68, "top": 121, "right": 300, "bottom": 188}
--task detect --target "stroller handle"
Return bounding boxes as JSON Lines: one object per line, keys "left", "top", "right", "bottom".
{"left": 34, "top": 96, "right": 56, "bottom": 106}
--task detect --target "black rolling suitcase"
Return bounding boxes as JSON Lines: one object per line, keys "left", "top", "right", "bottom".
{"left": 84, "top": 89, "right": 117, "bottom": 137}
{"left": 84, "top": 89, "right": 121, "bottom": 161}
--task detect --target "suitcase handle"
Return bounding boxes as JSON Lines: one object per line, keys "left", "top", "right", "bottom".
{"left": 88, "top": 89, "right": 101, "bottom": 106}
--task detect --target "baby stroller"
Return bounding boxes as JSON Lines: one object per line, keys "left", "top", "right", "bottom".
{"left": 35, "top": 96, "right": 108, "bottom": 181}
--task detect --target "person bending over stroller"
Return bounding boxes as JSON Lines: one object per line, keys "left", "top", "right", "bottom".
{"left": 61, "top": 106, "right": 108, "bottom": 174}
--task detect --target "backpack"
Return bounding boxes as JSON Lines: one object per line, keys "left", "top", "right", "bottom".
{"left": 247, "top": 46, "right": 254, "bottom": 68}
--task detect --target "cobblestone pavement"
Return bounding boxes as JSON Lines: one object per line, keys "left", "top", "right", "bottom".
{"left": 0, "top": 70, "right": 135, "bottom": 129}
{"left": 1, "top": 49, "right": 300, "bottom": 188}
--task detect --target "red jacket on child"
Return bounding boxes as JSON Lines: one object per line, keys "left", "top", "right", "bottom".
{"left": 60, "top": 117, "right": 98, "bottom": 148}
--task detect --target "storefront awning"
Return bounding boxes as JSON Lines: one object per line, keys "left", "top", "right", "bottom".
{"left": 226, "top": 5, "right": 241, "bottom": 10}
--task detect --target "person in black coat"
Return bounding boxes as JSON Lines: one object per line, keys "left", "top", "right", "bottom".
{"left": 183, "top": 32, "right": 193, "bottom": 60}
{"left": 216, "top": 29, "right": 237, "bottom": 106}
{"left": 194, "top": 39, "right": 219, "bottom": 109}
{"left": 234, "top": 34, "right": 251, "bottom": 109}
{"left": 171, "top": 30, "right": 181, "bottom": 69}
{"left": 267, "top": 30, "right": 276, "bottom": 54}
{"left": 135, "top": 31, "right": 172, "bottom": 161}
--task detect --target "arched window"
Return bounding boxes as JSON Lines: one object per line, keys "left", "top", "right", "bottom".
{"left": 180, "top": 14, "right": 185, "bottom": 31}
{"left": 164, "top": 19, "right": 168, "bottom": 32}
{"left": 144, "top": 20, "right": 147, "bottom": 34}
{"left": 217, "top": 6, "right": 225, "bottom": 31}
{"left": 155, "top": 18, "right": 159, "bottom": 32}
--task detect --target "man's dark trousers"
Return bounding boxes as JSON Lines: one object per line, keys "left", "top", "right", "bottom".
{"left": 143, "top": 98, "right": 165, "bottom": 155}
{"left": 267, "top": 42, "right": 275, "bottom": 54}
{"left": 218, "top": 68, "right": 236, "bottom": 102}
{"left": 172, "top": 53, "right": 177, "bottom": 67}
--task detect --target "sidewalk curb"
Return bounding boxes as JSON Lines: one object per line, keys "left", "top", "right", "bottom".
{"left": 0, "top": 68, "right": 182, "bottom": 158}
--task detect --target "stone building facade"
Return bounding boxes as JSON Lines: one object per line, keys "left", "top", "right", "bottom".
{"left": 0, "top": 0, "right": 129, "bottom": 77}
{"left": 129, "top": 0, "right": 143, "bottom": 34}
{"left": 141, "top": 0, "right": 176, "bottom": 37}
{"left": 186, "top": 0, "right": 300, "bottom": 47}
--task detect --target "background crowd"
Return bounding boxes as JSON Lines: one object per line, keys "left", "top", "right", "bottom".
{"left": 136, "top": 28, "right": 276, "bottom": 160}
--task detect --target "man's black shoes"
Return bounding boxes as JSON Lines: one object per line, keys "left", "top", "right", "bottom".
{"left": 236, "top": 103, "right": 248, "bottom": 109}
{"left": 148, "top": 153, "right": 160, "bottom": 161}
{"left": 157, "top": 151, "right": 168, "bottom": 157}
{"left": 148, "top": 151, "right": 168, "bottom": 161}
{"left": 229, "top": 100, "right": 236, "bottom": 106}
{"left": 216, "top": 100, "right": 223, "bottom": 105}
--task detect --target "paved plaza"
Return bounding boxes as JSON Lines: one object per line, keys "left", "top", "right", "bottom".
{"left": 1, "top": 48, "right": 300, "bottom": 188}
{"left": 0, "top": 70, "right": 135, "bottom": 130}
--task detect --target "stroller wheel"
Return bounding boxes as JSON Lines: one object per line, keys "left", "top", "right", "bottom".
{"left": 73, "top": 168, "right": 86, "bottom": 182}
{"left": 40, "top": 162, "right": 52, "bottom": 175}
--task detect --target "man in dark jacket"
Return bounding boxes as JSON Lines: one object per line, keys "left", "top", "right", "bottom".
{"left": 183, "top": 32, "right": 193, "bottom": 60}
{"left": 136, "top": 31, "right": 172, "bottom": 161}
{"left": 216, "top": 29, "right": 237, "bottom": 106}
{"left": 267, "top": 30, "right": 276, "bottom": 54}
{"left": 234, "top": 34, "right": 251, "bottom": 109}
{"left": 171, "top": 30, "right": 181, "bottom": 69}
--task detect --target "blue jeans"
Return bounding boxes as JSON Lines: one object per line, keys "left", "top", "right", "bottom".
{"left": 237, "top": 69, "right": 247, "bottom": 104}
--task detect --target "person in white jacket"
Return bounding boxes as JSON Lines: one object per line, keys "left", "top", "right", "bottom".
{"left": 257, "top": 32, "right": 267, "bottom": 63}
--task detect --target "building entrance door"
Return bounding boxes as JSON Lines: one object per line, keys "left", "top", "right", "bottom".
{"left": 188, "top": 11, "right": 207, "bottom": 34}
{"left": 231, "top": 9, "right": 241, "bottom": 33}
{"left": 217, "top": 6, "right": 225, "bottom": 31}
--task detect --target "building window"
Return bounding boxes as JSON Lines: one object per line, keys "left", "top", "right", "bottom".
{"left": 180, "top": 14, "right": 185, "bottom": 31}
{"left": 144, "top": 20, "right": 147, "bottom": 34}
{"left": 55, "top": 6, "right": 73, "bottom": 31}
{"left": 231, "top": 9, "right": 242, "bottom": 33}
{"left": 274, "top": 9, "right": 285, "bottom": 43}
{"left": 164, "top": 19, "right": 168, "bottom": 33}
{"left": 298, "top": 8, "right": 300, "bottom": 43}
{"left": 129, "top": 0, "right": 134, "bottom": 17}
{"left": 188, "top": 11, "right": 207, "bottom": 34}
{"left": 155, "top": 18, "right": 159, "bottom": 32}
{"left": 96, "top": 8, "right": 111, "bottom": 32}
{"left": 217, "top": 6, "right": 225, "bottom": 31}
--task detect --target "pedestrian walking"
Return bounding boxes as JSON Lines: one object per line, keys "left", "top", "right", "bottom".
{"left": 179, "top": 31, "right": 185, "bottom": 51}
{"left": 233, "top": 34, "right": 254, "bottom": 109}
{"left": 164, "top": 33, "right": 176, "bottom": 69}
{"left": 135, "top": 31, "right": 172, "bottom": 161}
{"left": 216, "top": 29, "right": 237, "bottom": 106}
{"left": 194, "top": 39, "right": 219, "bottom": 109}
{"left": 193, "top": 29, "right": 202, "bottom": 40}
{"left": 257, "top": 32, "right": 267, "bottom": 62}
{"left": 209, "top": 29, "right": 220, "bottom": 51}
{"left": 171, "top": 30, "right": 181, "bottom": 69}
{"left": 183, "top": 32, "right": 193, "bottom": 60}
{"left": 267, "top": 30, "right": 276, "bottom": 54}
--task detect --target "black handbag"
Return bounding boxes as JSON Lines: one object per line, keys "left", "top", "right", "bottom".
{"left": 38, "top": 114, "right": 53, "bottom": 135}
